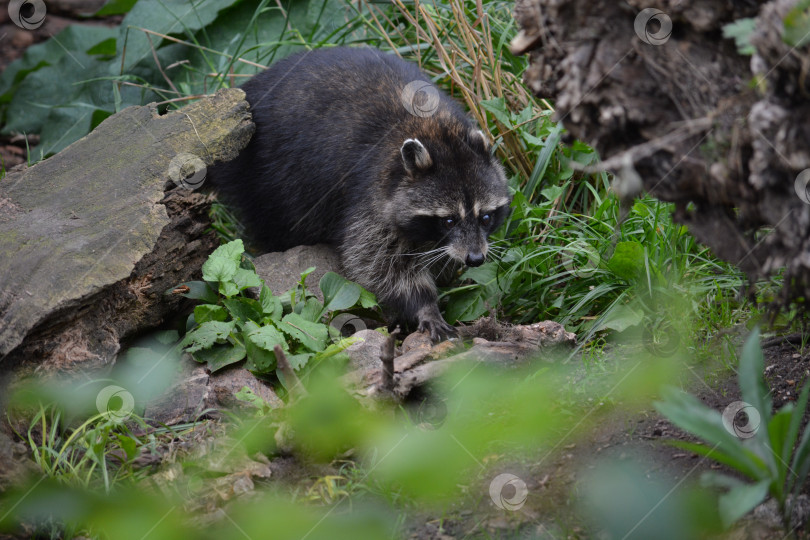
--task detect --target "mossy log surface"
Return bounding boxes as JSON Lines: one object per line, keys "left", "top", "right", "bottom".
{"left": 0, "top": 88, "right": 253, "bottom": 371}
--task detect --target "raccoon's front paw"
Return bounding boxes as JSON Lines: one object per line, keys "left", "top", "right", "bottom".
{"left": 417, "top": 313, "right": 457, "bottom": 342}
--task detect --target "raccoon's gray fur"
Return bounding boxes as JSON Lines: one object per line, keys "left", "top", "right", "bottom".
{"left": 210, "top": 47, "right": 510, "bottom": 340}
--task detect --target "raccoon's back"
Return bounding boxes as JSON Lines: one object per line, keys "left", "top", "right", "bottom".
{"left": 210, "top": 47, "right": 459, "bottom": 251}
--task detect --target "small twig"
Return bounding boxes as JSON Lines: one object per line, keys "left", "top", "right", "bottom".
{"left": 274, "top": 345, "right": 308, "bottom": 401}
{"left": 381, "top": 326, "right": 400, "bottom": 391}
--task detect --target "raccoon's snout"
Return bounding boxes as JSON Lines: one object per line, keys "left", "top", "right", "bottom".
{"left": 466, "top": 252, "right": 485, "bottom": 267}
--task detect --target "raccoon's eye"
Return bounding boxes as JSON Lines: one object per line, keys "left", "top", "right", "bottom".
{"left": 480, "top": 214, "right": 491, "bottom": 226}
{"left": 443, "top": 218, "right": 455, "bottom": 229}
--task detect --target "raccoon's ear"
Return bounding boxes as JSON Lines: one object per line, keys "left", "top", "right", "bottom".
{"left": 468, "top": 129, "right": 490, "bottom": 153}
{"left": 401, "top": 138, "right": 433, "bottom": 173}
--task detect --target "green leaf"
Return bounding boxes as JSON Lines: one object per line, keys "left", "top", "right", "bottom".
{"left": 182, "top": 320, "right": 235, "bottom": 353}
{"left": 93, "top": 0, "right": 138, "bottom": 16}
{"left": 247, "top": 324, "right": 287, "bottom": 353}
{"left": 194, "top": 304, "right": 227, "bottom": 324}
{"left": 234, "top": 386, "right": 270, "bottom": 412}
{"left": 233, "top": 267, "right": 263, "bottom": 291}
{"left": 192, "top": 342, "right": 246, "bottom": 372}
{"left": 738, "top": 328, "right": 772, "bottom": 430}
{"left": 655, "top": 387, "right": 768, "bottom": 480}
{"left": 86, "top": 38, "right": 117, "bottom": 56}
{"left": 278, "top": 313, "right": 328, "bottom": 352}
{"left": 118, "top": 0, "right": 239, "bottom": 71}
{"left": 320, "top": 272, "right": 362, "bottom": 313}
{"left": 359, "top": 288, "right": 378, "bottom": 309}
{"left": 259, "top": 285, "right": 283, "bottom": 320}
{"left": 722, "top": 18, "right": 757, "bottom": 55}
{"left": 608, "top": 241, "right": 645, "bottom": 280}
{"left": 202, "top": 257, "right": 238, "bottom": 284}
{"left": 286, "top": 353, "right": 312, "bottom": 371}
{"left": 300, "top": 297, "right": 326, "bottom": 322}
{"left": 244, "top": 324, "right": 279, "bottom": 373}
{"left": 718, "top": 480, "right": 770, "bottom": 528}
{"left": 599, "top": 304, "right": 643, "bottom": 332}
{"left": 223, "top": 297, "right": 263, "bottom": 325}
{"left": 115, "top": 434, "right": 138, "bottom": 461}
{"left": 168, "top": 281, "right": 218, "bottom": 303}
{"left": 783, "top": 1, "right": 810, "bottom": 48}
{"left": 219, "top": 281, "right": 240, "bottom": 298}
{"left": 480, "top": 97, "right": 511, "bottom": 127}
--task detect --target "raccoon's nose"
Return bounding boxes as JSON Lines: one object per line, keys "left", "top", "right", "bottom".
{"left": 466, "top": 252, "right": 485, "bottom": 267}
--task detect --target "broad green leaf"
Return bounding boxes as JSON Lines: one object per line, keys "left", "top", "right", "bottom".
{"left": 93, "top": 0, "right": 138, "bottom": 16}
{"left": 300, "top": 297, "right": 325, "bottom": 322}
{"left": 182, "top": 320, "right": 235, "bottom": 353}
{"left": 219, "top": 281, "right": 239, "bottom": 298}
{"left": 480, "top": 97, "right": 511, "bottom": 127}
{"left": 247, "top": 324, "right": 287, "bottom": 353}
{"left": 202, "top": 257, "right": 238, "bottom": 283}
{"left": 86, "top": 38, "right": 117, "bottom": 56}
{"left": 244, "top": 326, "right": 278, "bottom": 373}
{"left": 718, "top": 480, "right": 770, "bottom": 528}
{"left": 194, "top": 304, "right": 226, "bottom": 324}
{"left": 115, "top": 434, "right": 138, "bottom": 461}
{"left": 192, "top": 342, "right": 246, "bottom": 372}
{"left": 723, "top": 18, "right": 756, "bottom": 55}
{"left": 259, "top": 285, "right": 283, "bottom": 320}
{"left": 167, "top": 281, "right": 218, "bottom": 303}
{"left": 359, "top": 288, "right": 378, "bottom": 309}
{"left": 286, "top": 353, "right": 312, "bottom": 371}
{"left": 278, "top": 313, "right": 328, "bottom": 352}
{"left": 608, "top": 241, "right": 645, "bottom": 280}
{"left": 599, "top": 304, "right": 643, "bottom": 332}
{"left": 209, "top": 239, "right": 244, "bottom": 263}
{"left": 223, "top": 298, "right": 263, "bottom": 325}
{"left": 233, "top": 268, "right": 263, "bottom": 291}
{"left": 118, "top": 0, "right": 238, "bottom": 71}
{"left": 319, "top": 272, "right": 362, "bottom": 313}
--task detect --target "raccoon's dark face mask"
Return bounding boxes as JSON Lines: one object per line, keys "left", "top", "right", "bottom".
{"left": 393, "top": 135, "right": 511, "bottom": 266}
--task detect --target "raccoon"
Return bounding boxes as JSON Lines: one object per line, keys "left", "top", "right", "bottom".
{"left": 210, "top": 47, "right": 511, "bottom": 340}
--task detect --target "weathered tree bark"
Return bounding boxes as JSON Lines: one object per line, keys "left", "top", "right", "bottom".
{"left": 512, "top": 0, "right": 810, "bottom": 308}
{"left": 0, "top": 88, "right": 254, "bottom": 373}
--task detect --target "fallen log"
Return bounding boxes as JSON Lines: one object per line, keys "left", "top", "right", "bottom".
{"left": 0, "top": 88, "right": 254, "bottom": 374}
